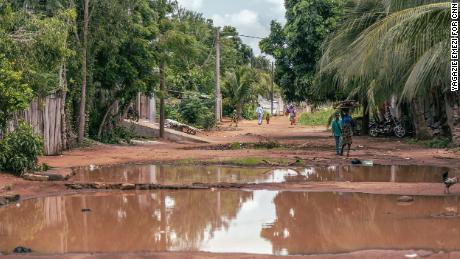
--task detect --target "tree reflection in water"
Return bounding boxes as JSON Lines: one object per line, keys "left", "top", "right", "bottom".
{"left": 1, "top": 191, "right": 459, "bottom": 255}
{"left": 261, "top": 192, "right": 460, "bottom": 255}
{"left": 0, "top": 190, "right": 252, "bottom": 253}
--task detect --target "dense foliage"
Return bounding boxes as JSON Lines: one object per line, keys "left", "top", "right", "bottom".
{"left": 316, "top": 0, "right": 458, "bottom": 142}
{"left": 261, "top": 0, "right": 459, "bottom": 144}
{"left": 0, "top": 0, "right": 275, "bottom": 150}
{"left": 0, "top": 55, "right": 33, "bottom": 133}
{"left": 0, "top": 123, "right": 43, "bottom": 174}
{"left": 179, "top": 94, "right": 215, "bottom": 130}
{"left": 260, "top": 0, "right": 344, "bottom": 102}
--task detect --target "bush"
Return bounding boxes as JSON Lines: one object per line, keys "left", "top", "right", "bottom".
{"left": 242, "top": 104, "right": 257, "bottom": 120}
{"left": 197, "top": 110, "right": 216, "bottom": 130}
{"left": 0, "top": 123, "right": 43, "bottom": 175}
{"left": 100, "top": 125, "right": 135, "bottom": 144}
{"left": 299, "top": 108, "right": 334, "bottom": 126}
{"left": 165, "top": 102, "right": 182, "bottom": 122}
{"left": 179, "top": 95, "right": 215, "bottom": 130}
{"left": 179, "top": 96, "right": 203, "bottom": 124}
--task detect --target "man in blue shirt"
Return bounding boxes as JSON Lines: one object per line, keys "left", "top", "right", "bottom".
{"left": 331, "top": 112, "right": 342, "bottom": 155}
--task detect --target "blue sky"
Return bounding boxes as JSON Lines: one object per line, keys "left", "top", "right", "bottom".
{"left": 176, "top": 0, "right": 286, "bottom": 56}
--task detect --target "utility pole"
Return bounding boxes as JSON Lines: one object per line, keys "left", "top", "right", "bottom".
{"left": 271, "top": 61, "right": 274, "bottom": 115}
{"left": 78, "top": 0, "right": 89, "bottom": 143}
{"left": 159, "top": 62, "right": 165, "bottom": 138}
{"left": 215, "top": 29, "right": 222, "bottom": 123}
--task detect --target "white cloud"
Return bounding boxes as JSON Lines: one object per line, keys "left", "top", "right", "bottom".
{"left": 212, "top": 10, "right": 268, "bottom": 55}
{"left": 263, "top": 0, "right": 286, "bottom": 19}
{"left": 175, "top": 0, "right": 286, "bottom": 56}
{"left": 176, "top": 0, "right": 203, "bottom": 11}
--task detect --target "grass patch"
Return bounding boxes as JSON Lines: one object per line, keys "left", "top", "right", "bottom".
{"left": 215, "top": 157, "right": 299, "bottom": 167}
{"left": 253, "top": 140, "right": 281, "bottom": 149}
{"left": 403, "top": 138, "right": 418, "bottom": 145}
{"left": 423, "top": 137, "right": 452, "bottom": 148}
{"left": 226, "top": 141, "right": 282, "bottom": 150}
{"left": 174, "top": 158, "right": 195, "bottom": 165}
{"left": 404, "top": 137, "right": 452, "bottom": 148}
{"left": 231, "top": 157, "right": 264, "bottom": 166}
{"left": 229, "top": 142, "right": 243, "bottom": 150}
{"left": 299, "top": 108, "right": 334, "bottom": 127}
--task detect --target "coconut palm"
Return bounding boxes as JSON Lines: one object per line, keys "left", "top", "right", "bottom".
{"left": 316, "top": 0, "right": 459, "bottom": 143}
{"left": 222, "top": 66, "right": 258, "bottom": 118}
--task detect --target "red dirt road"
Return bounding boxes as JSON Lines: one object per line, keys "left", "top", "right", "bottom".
{"left": 1, "top": 116, "right": 460, "bottom": 258}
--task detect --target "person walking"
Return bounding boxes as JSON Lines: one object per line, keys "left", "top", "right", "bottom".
{"left": 230, "top": 109, "right": 239, "bottom": 127}
{"left": 340, "top": 111, "right": 353, "bottom": 157}
{"left": 286, "top": 105, "right": 297, "bottom": 125}
{"left": 331, "top": 112, "right": 342, "bottom": 155}
{"left": 256, "top": 104, "right": 264, "bottom": 125}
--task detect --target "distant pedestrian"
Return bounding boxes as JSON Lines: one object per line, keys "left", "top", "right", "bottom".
{"left": 286, "top": 104, "right": 297, "bottom": 125}
{"left": 331, "top": 112, "right": 342, "bottom": 155}
{"left": 230, "top": 109, "right": 239, "bottom": 127}
{"left": 340, "top": 111, "right": 353, "bottom": 157}
{"left": 265, "top": 112, "right": 270, "bottom": 125}
{"left": 256, "top": 104, "right": 264, "bottom": 125}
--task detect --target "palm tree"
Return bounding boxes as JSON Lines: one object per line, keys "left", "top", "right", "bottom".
{"left": 316, "top": 0, "right": 459, "bottom": 143}
{"left": 222, "top": 66, "right": 258, "bottom": 118}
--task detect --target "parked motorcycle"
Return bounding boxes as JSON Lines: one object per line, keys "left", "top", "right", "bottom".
{"left": 369, "top": 116, "right": 406, "bottom": 138}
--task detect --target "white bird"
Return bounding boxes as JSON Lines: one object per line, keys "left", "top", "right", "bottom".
{"left": 443, "top": 172, "right": 457, "bottom": 194}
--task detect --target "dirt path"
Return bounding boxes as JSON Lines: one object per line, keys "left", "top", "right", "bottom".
{"left": 39, "top": 116, "right": 460, "bottom": 169}
{"left": 1, "top": 116, "right": 460, "bottom": 199}
{"left": 1, "top": 116, "right": 460, "bottom": 258}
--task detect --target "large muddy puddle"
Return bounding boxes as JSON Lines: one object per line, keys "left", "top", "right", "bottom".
{"left": 1, "top": 190, "right": 459, "bottom": 255}
{"left": 71, "top": 164, "right": 450, "bottom": 184}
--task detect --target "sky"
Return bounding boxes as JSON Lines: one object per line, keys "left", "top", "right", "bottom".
{"left": 176, "top": 0, "right": 286, "bottom": 56}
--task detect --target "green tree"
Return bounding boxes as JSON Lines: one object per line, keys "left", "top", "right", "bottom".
{"left": 0, "top": 55, "right": 33, "bottom": 133}
{"left": 316, "top": 0, "right": 457, "bottom": 141}
{"left": 260, "top": 0, "right": 344, "bottom": 102}
{"left": 222, "top": 66, "right": 258, "bottom": 118}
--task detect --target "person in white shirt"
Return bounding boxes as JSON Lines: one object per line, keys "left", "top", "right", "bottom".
{"left": 256, "top": 104, "right": 264, "bottom": 125}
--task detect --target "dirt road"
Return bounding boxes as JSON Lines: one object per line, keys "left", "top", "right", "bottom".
{"left": 1, "top": 116, "right": 460, "bottom": 199}
{"left": 1, "top": 116, "right": 460, "bottom": 258}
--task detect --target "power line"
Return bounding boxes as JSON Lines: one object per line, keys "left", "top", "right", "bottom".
{"left": 238, "top": 34, "right": 264, "bottom": 40}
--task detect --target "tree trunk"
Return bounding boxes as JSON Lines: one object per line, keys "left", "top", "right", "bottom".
{"left": 59, "top": 64, "right": 68, "bottom": 151}
{"left": 159, "top": 62, "right": 165, "bottom": 138}
{"left": 78, "top": 0, "right": 89, "bottom": 143}
{"left": 412, "top": 98, "right": 433, "bottom": 140}
{"left": 97, "top": 99, "right": 119, "bottom": 139}
{"left": 362, "top": 100, "right": 369, "bottom": 135}
{"left": 236, "top": 104, "right": 243, "bottom": 119}
{"left": 445, "top": 93, "right": 460, "bottom": 146}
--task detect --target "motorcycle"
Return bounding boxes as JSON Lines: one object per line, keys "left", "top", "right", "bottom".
{"left": 369, "top": 116, "right": 406, "bottom": 138}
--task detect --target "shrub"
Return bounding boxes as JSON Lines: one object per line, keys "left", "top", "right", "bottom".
{"left": 165, "top": 102, "right": 182, "bottom": 122}
{"left": 100, "top": 125, "right": 135, "bottom": 144}
{"left": 179, "top": 95, "right": 215, "bottom": 130}
{"left": 179, "top": 95, "right": 203, "bottom": 124}
{"left": 0, "top": 123, "right": 43, "bottom": 175}
{"left": 299, "top": 108, "right": 334, "bottom": 126}
{"left": 242, "top": 104, "right": 257, "bottom": 120}
{"left": 197, "top": 110, "right": 216, "bottom": 130}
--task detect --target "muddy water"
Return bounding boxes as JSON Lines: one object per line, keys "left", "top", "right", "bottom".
{"left": 1, "top": 191, "right": 459, "bottom": 255}
{"left": 72, "top": 164, "right": 450, "bottom": 184}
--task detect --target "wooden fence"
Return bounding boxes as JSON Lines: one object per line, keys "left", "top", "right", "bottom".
{"left": 7, "top": 93, "right": 65, "bottom": 155}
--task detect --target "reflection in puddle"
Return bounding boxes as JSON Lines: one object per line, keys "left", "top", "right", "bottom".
{"left": 0, "top": 191, "right": 459, "bottom": 255}
{"left": 72, "top": 164, "right": 451, "bottom": 184}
